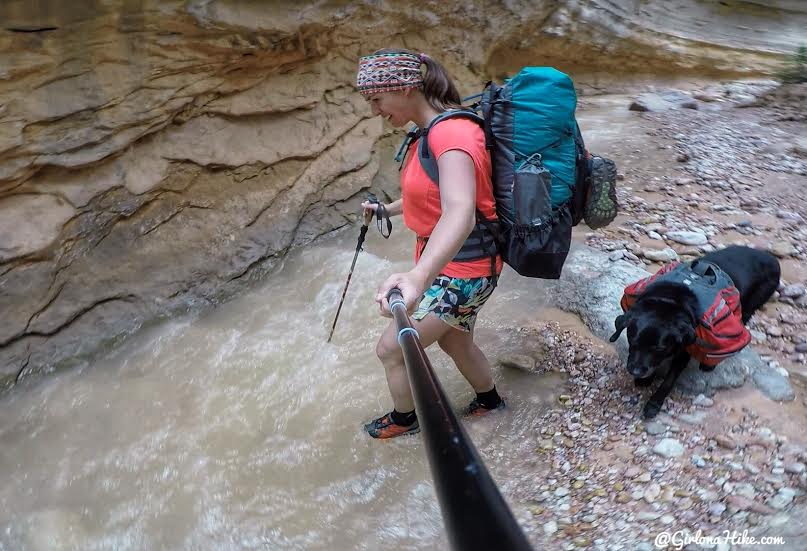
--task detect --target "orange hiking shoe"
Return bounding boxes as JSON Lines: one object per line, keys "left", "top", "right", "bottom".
{"left": 464, "top": 398, "right": 506, "bottom": 417}
{"left": 364, "top": 412, "right": 420, "bottom": 439}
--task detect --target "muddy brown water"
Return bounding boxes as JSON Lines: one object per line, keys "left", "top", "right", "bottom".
{"left": 0, "top": 95, "right": 643, "bottom": 550}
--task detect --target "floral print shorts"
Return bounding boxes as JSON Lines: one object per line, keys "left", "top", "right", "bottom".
{"left": 412, "top": 275, "right": 498, "bottom": 332}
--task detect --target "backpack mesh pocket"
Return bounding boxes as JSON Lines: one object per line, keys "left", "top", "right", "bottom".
{"left": 584, "top": 155, "right": 618, "bottom": 229}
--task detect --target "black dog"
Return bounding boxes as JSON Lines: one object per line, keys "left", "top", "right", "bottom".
{"left": 610, "top": 245, "right": 780, "bottom": 418}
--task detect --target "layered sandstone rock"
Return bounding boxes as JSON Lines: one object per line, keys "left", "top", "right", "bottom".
{"left": 1, "top": 0, "right": 805, "bottom": 386}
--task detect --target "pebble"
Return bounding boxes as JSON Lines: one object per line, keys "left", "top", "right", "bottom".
{"left": 735, "top": 483, "right": 756, "bottom": 499}
{"left": 643, "top": 482, "right": 661, "bottom": 503}
{"left": 780, "top": 283, "right": 806, "bottom": 298}
{"left": 555, "top": 487, "right": 570, "bottom": 497}
{"left": 616, "top": 492, "right": 631, "bottom": 504}
{"left": 636, "top": 472, "right": 652, "bottom": 483}
{"left": 643, "top": 248, "right": 679, "bottom": 262}
{"left": 653, "top": 438, "right": 685, "bottom": 458}
{"left": 677, "top": 412, "right": 705, "bottom": 425}
{"left": 770, "top": 241, "right": 797, "bottom": 258}
{"left": 691, "top": 454, "right": 706, "bottom": 468}
{"left": 745, "top": 463, "right": 761, "bottom": 475}
{"left": 644, "top": 421, "right": 666, "bottom": 435}
{"left": 781, "top": 311, "right": 807, "bottom": 325}
{"left": 636, "top": 511, "right": 661, "bottom": 521}
{"left": 785, "top": 462, "right": 806, "bottom": 474}
{"left": 666, "top": 230, "right": 708, "bottom": 246}
{"left": 692, "top": 394, "right": 714, "bottom": 407}
{"left": 543, "top": 520, "right": 558, "bottom": 535}
{"left": 715, "top": 435, "right": 737, "bottom": 449}
{"left": 767, "top": 492, "right": 794, "bottom": 510}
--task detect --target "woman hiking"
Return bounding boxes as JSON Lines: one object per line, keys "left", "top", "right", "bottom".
{"left": 357, "top": 49, "right": 504, "bottom": 439}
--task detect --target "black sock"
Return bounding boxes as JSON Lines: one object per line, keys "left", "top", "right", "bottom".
{"left": 476, "top": 386, "right": 502, "bottom": 409}
{"left": 390, "top": 409, "right": 417, "bottom": 426}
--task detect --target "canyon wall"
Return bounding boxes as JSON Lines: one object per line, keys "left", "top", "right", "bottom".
{"left": 1, "top": 0, "right": 805, "bottom": 386}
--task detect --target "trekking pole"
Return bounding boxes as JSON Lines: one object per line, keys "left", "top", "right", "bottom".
{"left": 386, "top": 288, "right": 533, "bottom": 551}
{"left": 326, "top": 194, "right": 379, "bottom": 343}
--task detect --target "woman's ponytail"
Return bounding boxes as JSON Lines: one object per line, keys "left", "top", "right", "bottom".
{"left": 419, "top": 54, "right": 463, "bottom": 112}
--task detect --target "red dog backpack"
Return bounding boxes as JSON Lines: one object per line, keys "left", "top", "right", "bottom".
{"left": 620, "top": 261, "right": 752, "bottom": 367}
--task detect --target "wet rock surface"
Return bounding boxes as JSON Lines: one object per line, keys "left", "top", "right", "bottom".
{"left": 500, "top": 80, "right": 806, "bottom": 549}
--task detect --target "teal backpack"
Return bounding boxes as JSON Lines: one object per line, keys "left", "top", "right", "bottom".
{"left": 396, "top": 67, "right": 617, "bottom": 279}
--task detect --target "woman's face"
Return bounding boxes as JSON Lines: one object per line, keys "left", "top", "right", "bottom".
{"left": 365, "top": 90, "right": 412, "bottom": 128}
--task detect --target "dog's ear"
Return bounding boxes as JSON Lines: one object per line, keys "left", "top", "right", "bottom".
{"left": 681, "top": 323, "right": 696, "bottom": 346}
{"left": 610, "top": 313, "right": 629, "bottom": 342}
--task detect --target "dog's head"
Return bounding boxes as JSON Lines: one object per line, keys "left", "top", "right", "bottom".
{"left": 609, "top": 298, "right": 696, "bottom": 379}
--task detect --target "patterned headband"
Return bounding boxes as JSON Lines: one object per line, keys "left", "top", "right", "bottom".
{"left": 356, "top": 52, "right": 424, "bottom": 95}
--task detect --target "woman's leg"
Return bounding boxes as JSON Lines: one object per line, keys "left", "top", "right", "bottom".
{"left": 375, "top": 313, "right": 456, "bottom": 413}
{"left": 437, "top": 327, "right": 495, "bottom": 393}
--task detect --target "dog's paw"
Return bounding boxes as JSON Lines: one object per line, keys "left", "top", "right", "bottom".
{"left": 643, "top": 401, "right": 662, "bottom": 419}
{"left": 634, "top": 376, "right": 655, "bottom": 388}
{"left": 698, "top": 362, "right": 716, "bottom": 372}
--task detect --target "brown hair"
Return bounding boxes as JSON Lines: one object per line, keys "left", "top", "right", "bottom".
{"left": 373, "top": 48, "right": 462, "bottom": 112}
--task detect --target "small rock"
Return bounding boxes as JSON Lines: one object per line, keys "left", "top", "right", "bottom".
{"left": 691, "top": 454, "right": 706, "bottom": 468}
{"left": 644, "top": 482, "right": 661, "bottom": 503}
{"left": 624, "top": 466, "right": 641, "bottom": 478}
{"left": 498, "top": 354, "right": 535, "bottom": 371}
{"left": 692, "top": 394, "right": 714, "bottom": 407}
{"left": 666, "top": 230, "right": 708, "bottom": 246}
{"left": 643, "top": 248, "right": 679, "bottom": 263}
{"left": 543, "top": 520, "right": 558, "bottom": 535}
{"left": 776, "top": 210, "right": 803, "bottom": 222}
{"left": 636, "top": 511, "right": 661, "bottom": 521}
{"left": 677, "top": 412, "right": 705, "bottom": 425}
{"left": 780, "top": 284, "right": 806, "bottom": 299}
{"left": 735, "top": 483, "right": 756, "bottom": 499}
{"left": 555, "top": 487, "right": 570, "bottom": 498}
{"left": 653, "top": 438, "right": 685, "bottom": 458}
{"left": 644, "top": 421, "right": 666, "bottom": 435}
{"left": 770, "top": 241, "right": 797, "bottom": 258}
{"left": 781, "top": 312, "right": 807, "bottom": 325}
{"left": 767, "top": 492, "right": 794, "bottom": 510}
{"left": 715, "top": 435, "right": 738, "bottom": 449}
{"left": 750, "top": 329, "right": 768, "bottom": 342}
{"left": 784, "top": 462, "right": 806, "bottom": 475}
{"left": 708, "top": 502, "right": 727, "bottom": 516}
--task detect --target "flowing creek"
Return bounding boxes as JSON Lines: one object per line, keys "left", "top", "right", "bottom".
{"left": 0, "top": 94, "right": 653, "bottom": 550}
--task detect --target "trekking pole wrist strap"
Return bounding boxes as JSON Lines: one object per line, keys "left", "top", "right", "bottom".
{"left": 376, "top": 203, "right": 392, "bottom": 238}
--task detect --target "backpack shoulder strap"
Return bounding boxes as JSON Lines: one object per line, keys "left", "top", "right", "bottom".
{"left": 418, "top": 109, "right": 484, "bottom": 186}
